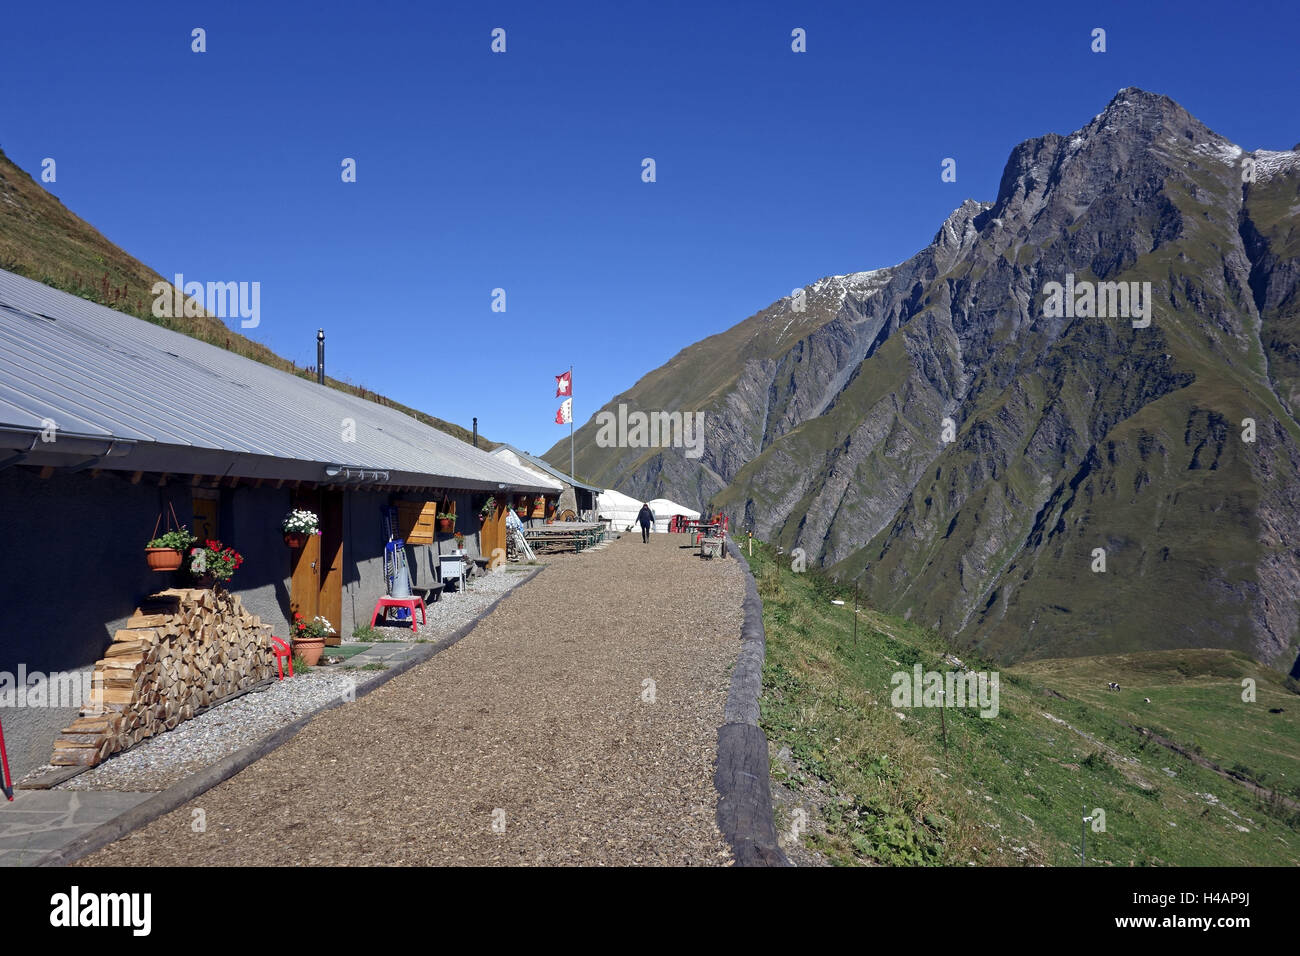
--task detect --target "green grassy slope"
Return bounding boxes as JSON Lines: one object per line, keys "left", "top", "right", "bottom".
{"left": 750, "top": 540, "right": 1300, "bottom": 866}
{"left": 0, "top": 146, "right": 487, "bottom": 448}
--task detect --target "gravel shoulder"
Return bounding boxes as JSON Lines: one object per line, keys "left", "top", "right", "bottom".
{"left": 77, "top": 534, "right": 744, "bottom": 866}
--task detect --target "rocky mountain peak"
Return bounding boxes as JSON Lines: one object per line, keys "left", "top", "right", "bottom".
{"left": 931, "top": 199, "right": 993, "bottom": 258}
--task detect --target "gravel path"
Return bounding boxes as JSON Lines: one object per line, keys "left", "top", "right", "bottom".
{"left": 78, "top": 535, "right": 744, "bottom": 866}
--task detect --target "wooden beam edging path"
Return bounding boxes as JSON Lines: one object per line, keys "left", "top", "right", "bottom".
{"left": 33, "top": 565, "right": 547, "bottom": 868}
{"left": 715, "top": 539, "right": 790, "bottom": 867}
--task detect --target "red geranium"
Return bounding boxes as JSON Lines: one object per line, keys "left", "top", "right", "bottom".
{"left": 190, "top": 538, "right": 244, "bottom": 582}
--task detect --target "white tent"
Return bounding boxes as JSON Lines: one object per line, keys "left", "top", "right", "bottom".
{"left": 648, "top": 497, "right": 700, "bottom": 533}
{"left": 595, "top": 488, "right": 643, "bottom": 532}
{"left": 596, "top": 489, "right": 700, "bottom": 533}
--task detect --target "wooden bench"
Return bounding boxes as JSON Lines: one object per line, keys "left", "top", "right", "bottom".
{"left": 411, "top": 582, "right": 444, "bottom": 604}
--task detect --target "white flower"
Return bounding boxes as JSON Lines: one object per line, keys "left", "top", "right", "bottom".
{"left": 283, "top": 509, "right": 322, "bottom": 533}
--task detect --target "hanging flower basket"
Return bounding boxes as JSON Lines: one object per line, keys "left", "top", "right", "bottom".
{"left": 437, "top": 517, "right": 456, "bottom": 533}
{"left": 282, "top": 509, "right": 321, "bottom": 547}
{"left": 145, "top": 547, "right": 184, "bottom": 572}
{"left": 145, "top": 505, "right": 196, "bottom": 572}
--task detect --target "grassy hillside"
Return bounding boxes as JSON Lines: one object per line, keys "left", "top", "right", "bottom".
{"left": 748, "top": 540, "right": 1300, "bottom": 865}
{"left": 0, "top": 146, "right": 489, "bottom": 448}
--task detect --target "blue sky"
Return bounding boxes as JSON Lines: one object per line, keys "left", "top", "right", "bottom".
{"left": 2, "top": 0, "right": 1297, "bottom": 460}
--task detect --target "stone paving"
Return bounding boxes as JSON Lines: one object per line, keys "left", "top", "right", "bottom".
{"left": 0, "top": 790, "right": 152, "bottom": 867}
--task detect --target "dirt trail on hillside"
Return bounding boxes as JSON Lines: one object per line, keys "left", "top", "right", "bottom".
{"left": 78, "top": 533, "right": 744, "bottom": 866}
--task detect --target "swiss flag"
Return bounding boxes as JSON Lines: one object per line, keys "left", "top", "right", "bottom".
{"left": 555, "top": 371, "right": 572, "bottom": 396}
{"left": 555, "top": 398, "right": 572, "bottom": 424}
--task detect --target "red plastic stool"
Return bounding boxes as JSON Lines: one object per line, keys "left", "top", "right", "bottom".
{"left": 371, "top": 596, "right": 427, "bottom": 632}
{"left": 270, "top": 635, "right": 294, "bottom": 680}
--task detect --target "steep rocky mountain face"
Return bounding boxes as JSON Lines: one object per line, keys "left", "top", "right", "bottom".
{"left": 548, "top": 89, "right": 1300, "bottom": 671}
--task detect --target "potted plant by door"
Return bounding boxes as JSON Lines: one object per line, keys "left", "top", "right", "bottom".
{"left": 145, "top": 528, "right": 197, "bottom": 572}
{"left": 282, "top": 509, "right": 321, "bottom": 547}
{"left": 291, "top": 613, "right": 334, "bottom": 667}
{"left": 453, "top": 531, "right": 465, "bottom": 551}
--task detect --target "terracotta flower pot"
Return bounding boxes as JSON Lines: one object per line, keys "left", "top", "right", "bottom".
{"left": 145, "top": 548, "right": 184, "bottom": 572}
{"left": 293, "top": 636, "right": 325, "bottom": 666}
{"left": 437, "top": 518, "right": 455, "bottom": 533}
{"left": 284, "top": 532, "right": 309, "bottom": 548}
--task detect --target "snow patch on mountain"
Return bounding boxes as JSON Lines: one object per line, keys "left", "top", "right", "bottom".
{"left": 1253, "top": 148, "right": 1300, "bottom": 179}
{"left": 1192, "top": 140, "right": 1244, "bottom": 164}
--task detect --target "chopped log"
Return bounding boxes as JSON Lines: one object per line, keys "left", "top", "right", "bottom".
{"left": 126, "top": 612, "right": 169, "bottom": 628}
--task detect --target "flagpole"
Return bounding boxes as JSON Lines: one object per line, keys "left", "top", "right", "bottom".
{"left": 569, "top": 364, "right": 575, "bottom": 482}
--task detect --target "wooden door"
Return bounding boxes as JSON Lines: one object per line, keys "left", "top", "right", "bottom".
{"left": 191, "top": 494, "right": 219, "bottom": 542}
{"left": 318, "top": 491, "right": 344, "bottom": 641}
{"left": 480, "top": 496, "right": 507, "bottom": 565}
{"left": 290, "top": 490, "right": 321, "bottom": 623}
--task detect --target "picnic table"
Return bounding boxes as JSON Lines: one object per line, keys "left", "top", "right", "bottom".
{"left": 684, "top": 517, "right": 729, "bottom": 559}
{"left": 522, "top": 522, "right": 607, "bottom": 554}
{"left": 684, "top": 520, "right": 724, "bottom": 537}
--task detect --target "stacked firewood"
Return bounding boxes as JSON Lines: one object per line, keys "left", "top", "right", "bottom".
{"left": 50, "top": 588, "right": 275, "bottom": 767}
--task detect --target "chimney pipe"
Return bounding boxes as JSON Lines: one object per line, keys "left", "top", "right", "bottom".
{"left": 316, "top": 329, "right": 325, "bottom": 385}
{"left": 472, "top": 417, "right": 478, "bottom": 448}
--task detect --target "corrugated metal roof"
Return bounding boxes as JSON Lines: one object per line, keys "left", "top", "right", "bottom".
{"left": 488, "top": 447, "right": 565, "bottom": 491}
{"left": 0, "top": 269, "right": 553, "bottom": 492}
{"left": 492, "top": 443, "right": 604, "bottom": 493}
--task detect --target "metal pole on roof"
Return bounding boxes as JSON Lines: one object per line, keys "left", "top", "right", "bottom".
{"left": 473, "top": 417, "right": 478, "bottom": 448}
{"left": 316, "top": 329, "right": 325, "bottom": 385}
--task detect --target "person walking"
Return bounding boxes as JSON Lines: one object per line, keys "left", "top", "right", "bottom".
{"left": 636, "top": 503, "right": 655, "bottom": 543}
